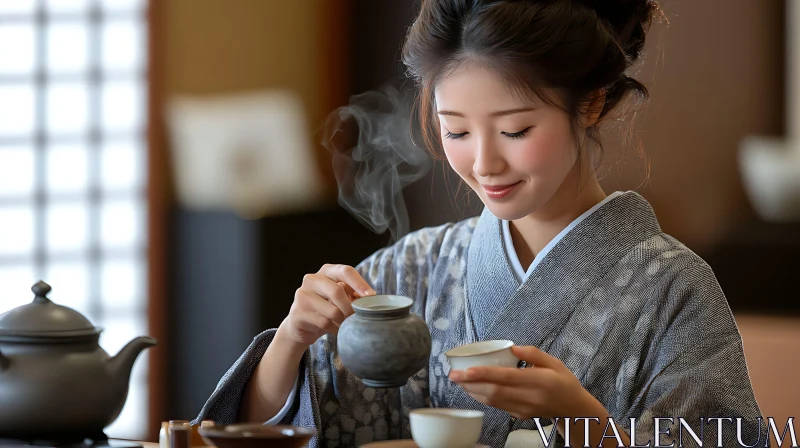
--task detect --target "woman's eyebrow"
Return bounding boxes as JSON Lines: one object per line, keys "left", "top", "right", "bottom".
{"left": 436, "top": 107, "right": 536, "bottom": 118}
{"left": 489, "top": 107, "right": 536, "bottom": 117}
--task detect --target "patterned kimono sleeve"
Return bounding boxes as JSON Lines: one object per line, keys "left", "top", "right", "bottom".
{"left": 193, "top": 225, "right": 449, "bottom": 447}
{"left": 189, "top": 242, "right": 409, "bottom": 433}
{"left": 355, "top": 226, "right": 442, "bottom": 300}
{"left": 621, "top": 262, "right": 769, "bottom": 448}
{"left": 192, "top": 329, "right": 279, "bottom": 425}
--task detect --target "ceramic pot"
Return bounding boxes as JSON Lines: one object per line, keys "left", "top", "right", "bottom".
{"left": 337, "top": 295, "right": 431, "bottom": 388}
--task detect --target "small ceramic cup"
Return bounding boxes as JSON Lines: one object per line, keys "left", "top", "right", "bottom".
{"left": 444, "top": 340, "right": 520, "bottom": 371}
{"left": 410, "top": 408, "right": 484, "bottom": 448}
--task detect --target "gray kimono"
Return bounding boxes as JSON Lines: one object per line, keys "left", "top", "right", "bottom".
{"left": 194, "top": 191, "right": 767, "bottom": 447}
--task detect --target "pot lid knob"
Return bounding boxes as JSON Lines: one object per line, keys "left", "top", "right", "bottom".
{"left": 32, "top": 281, "right": 52, "bottom": 304}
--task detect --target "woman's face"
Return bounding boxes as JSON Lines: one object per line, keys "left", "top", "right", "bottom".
{"left": 434, "top": 63, "right": 580, "bottom": 221}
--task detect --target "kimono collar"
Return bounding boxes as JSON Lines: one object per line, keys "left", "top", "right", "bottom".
{"left": 465, "top": 190, "right": 662, "bottom": 345}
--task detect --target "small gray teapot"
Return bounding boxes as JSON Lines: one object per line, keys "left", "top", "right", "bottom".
{"left": 337, "top": 295, "right": 431, "bottom": 388}
{"left": 0, "top": 281, "right": 157, "bottom": 442}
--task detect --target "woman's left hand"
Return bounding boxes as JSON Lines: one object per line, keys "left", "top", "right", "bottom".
{"left": 448, "top": 345, "right": 592, "bottom": 420}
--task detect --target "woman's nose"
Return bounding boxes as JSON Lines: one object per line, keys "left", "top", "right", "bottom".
{"left": 473, "top": 137, "right": 505, "bottom": 177}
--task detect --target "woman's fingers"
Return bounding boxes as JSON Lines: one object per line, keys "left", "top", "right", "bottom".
{"left": 511, "top": 346, "right": 564, "bottom": 371}
{"left": 318, "top": 264, "right": 376, "bottom": 297}
{"left": 286, "top": 264, "right": 376, "bottom": 346}
{"left": 338, "top": 282, "right": 360, "bottom": 300}
{"left": 457, "top": 381, "right": 502, "bottom": 399}
{"left": 297, "top": 289, "right": 346, "bottom": 324}
{"left": 306, "top": 275, "right": 355, "bottom": 318}
{"left": 460, "top": 384, "right": 538, "bottom": 419}
{"left": 295, "top": 309, "right": 339, "bottom": 335}
{"left": 450, "top": 366, "right": 550, "bottom": 386}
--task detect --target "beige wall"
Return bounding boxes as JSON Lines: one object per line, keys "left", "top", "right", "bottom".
{"left": 601, "top": 0, "right": 784, "bottom": 252}
{"left": 162, "top": 0, "right": 323, "bottom": 105}
{"left": 736, "top": 314, "right": 800, "bottom": 425}
{"left": 156, "top": 0, "right": 336, "bottom": 193}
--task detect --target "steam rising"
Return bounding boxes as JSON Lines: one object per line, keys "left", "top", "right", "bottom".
{"left": 323, "top": 86, "right": 433, "bottom": 241}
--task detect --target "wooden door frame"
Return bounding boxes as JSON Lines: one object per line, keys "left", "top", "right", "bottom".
{"left": 146, "top": 0, "right": 168, "bottom": 441}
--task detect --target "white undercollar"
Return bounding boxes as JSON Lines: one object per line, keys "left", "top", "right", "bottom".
{"left": 502, "top": 191, "right": 624, "bottom": 282}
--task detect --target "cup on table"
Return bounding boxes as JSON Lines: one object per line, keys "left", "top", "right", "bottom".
{"left": 409, "top": 408, "right": 484, "bottom": 448}
{"left": 445, "top": 340, "right": 520, "bottom": 371}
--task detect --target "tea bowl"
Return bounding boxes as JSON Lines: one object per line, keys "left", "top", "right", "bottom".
{"left": 409, "top": 408, "right": 484, "bottom": 448}
{"left": 198, "top": 423, "right": 315, "bottom": 448}
{"left": 360, "top": 442, "right": 489, "bottom": 448}
{"left": 445, "top": 340, "right": 520, "bottom": 371}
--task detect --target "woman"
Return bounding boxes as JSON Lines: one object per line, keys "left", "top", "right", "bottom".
{"left": 195, "top": 1, "right": 766, "bottom": 446}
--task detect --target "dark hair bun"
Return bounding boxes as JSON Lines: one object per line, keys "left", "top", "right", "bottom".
{"left": 403, "top": 0, "right": 658, "bottom": 156}
{"left": 577, "top": 0, "right": 657, "bottom": 61}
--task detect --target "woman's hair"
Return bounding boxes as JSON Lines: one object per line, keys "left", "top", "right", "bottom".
{"left": 402, "top": 0, "right": 660, "bottom": 165}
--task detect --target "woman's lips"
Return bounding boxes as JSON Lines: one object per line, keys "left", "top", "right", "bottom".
{"left": 481, "top": 181, "right": 521, "bottom": 199}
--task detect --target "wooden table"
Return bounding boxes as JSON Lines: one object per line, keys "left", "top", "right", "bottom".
{"left": 133, "top": 441, "right": 488, "bottom": 448}
{"left": 125, "top": 443, "right": 207, "bottom": 448}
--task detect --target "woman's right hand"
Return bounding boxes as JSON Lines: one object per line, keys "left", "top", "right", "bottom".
{"left": 278, "top": 264, "right": 376, "bottom": 349}
{"left": 244, "top": 264, "right": 375, "bottom": 422}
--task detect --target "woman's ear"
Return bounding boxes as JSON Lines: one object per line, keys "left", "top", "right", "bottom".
{"left": 580, "top": 89, "right": 606, "bottom": 128}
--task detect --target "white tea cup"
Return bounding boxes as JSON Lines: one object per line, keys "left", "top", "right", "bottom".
{"left": 410, "top": 408, "right": 483, "bottom": 448}
{"left": 445, "top": 340, "right": 520, "bottom": 371}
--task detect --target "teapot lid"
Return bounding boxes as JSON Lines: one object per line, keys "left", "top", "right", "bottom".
{"left": 0, "top": 281, "right": 100, "bottom": 339}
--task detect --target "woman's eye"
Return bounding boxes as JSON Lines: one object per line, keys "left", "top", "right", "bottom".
{"left": 501, "top": 127, "right": 532, "bottom": 139}
{"left": 445, "top": 131, "right": 468, "bottom": 140}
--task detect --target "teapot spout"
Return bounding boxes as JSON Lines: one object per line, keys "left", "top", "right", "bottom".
{"left": 107, "top": 336, "right": 157, "bottom": 388}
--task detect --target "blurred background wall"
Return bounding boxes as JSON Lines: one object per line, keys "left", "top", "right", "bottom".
{"left": 604, "top": 0, "right": 784, "bottom": 250}
{"left": 0, "top": 0, "right": 798, "bottom": 442}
